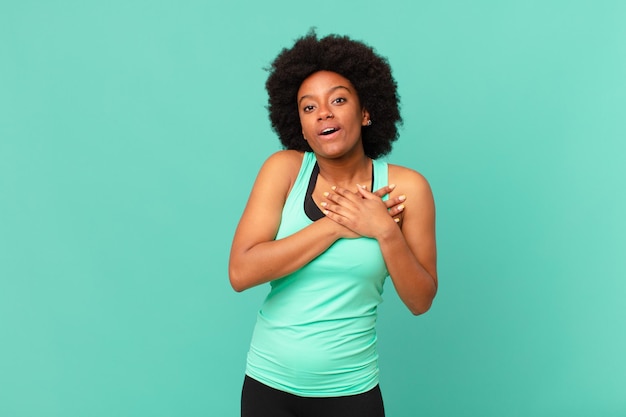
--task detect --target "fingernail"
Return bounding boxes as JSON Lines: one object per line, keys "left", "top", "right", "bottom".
{"left": 321, "top": 202, "right": 327, "bottom": 207}
{"left": 357, "top": 183, "right": 365, "bottom": 189}
{"left": 323, "top": 192, "right": 329, "bottom": 197}
{"left": 331, "top": 186, "right": 336, "bottom": 191}
{"left": 397, "top": 204, "right": 405, "bottom": 211}
{"left": 399, "top": 195, "right": 406, "bottom": 201}
{"left": 394, "top": 218, "right": 400, "bottom": 223}
{"left": 323, "top": 210, "right": 329, "bottom": 215}
{"left": 389, "top": 184, "right": 396, "bottom": 190}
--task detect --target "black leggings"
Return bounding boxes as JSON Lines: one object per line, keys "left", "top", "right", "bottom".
{"left": 241, "top": 376, "right": 385, "bottom": 417}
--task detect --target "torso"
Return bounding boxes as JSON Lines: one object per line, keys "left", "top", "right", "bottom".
{"left": 245, "top": 151, "right": 391, "bottom": 397}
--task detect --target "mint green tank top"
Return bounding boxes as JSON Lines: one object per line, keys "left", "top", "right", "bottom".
{"left": 245, "top": 152, "right": 389, "bottom": 397}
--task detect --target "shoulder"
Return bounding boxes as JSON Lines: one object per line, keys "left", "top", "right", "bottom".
{"left": 388, "top": 164, "right": 433, "bottom": 197}
{"left": 388, "top": 164, "right": 435, "bottom": 231}
{"left": 254, "top": 150, "right": 305, "bottom": 197}
{"left": 261, "top": 150, "right": 304, "bottom": 173}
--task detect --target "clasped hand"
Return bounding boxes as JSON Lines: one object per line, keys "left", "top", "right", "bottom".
{"left": 321, "top": 184, "right": 405, "bottom": 239}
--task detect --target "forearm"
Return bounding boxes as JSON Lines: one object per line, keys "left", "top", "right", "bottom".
{"left": 229, "top": 218, "right": 341, "bottom": 292}
{"left": 377, "top": 226, "right": 438, "bottom": 315}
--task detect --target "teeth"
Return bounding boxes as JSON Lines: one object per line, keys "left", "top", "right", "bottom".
{"left": 322, "top": 128, "right": 336, "bottom": 135}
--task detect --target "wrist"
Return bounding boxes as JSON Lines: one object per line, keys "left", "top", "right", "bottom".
{"left": 317, "top": 217, "right": 344, "bottom": 241}
{"left": 375, "top": 219, "right": 403, "bottom": 243}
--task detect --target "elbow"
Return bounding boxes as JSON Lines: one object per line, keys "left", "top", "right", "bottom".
{"left": 230, "top": 279, "right": 245, "bottom": 293}
{"left": 229, "top": 251, "right": 268, "bottom": 292}
{"left": 228, "top": 262, "right": 247, "bottom": 292}
{"left": 408, "top": 299, "right": 433, "bottom": 316}
{"left": 229, "top": 274, "right": 246, "bottom": 293}
{"left": 229, "top": 248, "right": 253, "bottom": 292}
{"left": 407, "top": 285, "right": 437, "bottom": 316}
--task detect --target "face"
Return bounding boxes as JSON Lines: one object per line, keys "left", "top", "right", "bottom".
{"left": 297, "top": 71, "right": 370, "bottom": 159}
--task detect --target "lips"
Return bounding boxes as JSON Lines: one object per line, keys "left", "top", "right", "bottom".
{"left": 318, "top": 125, "right": 341, "bottom": 137}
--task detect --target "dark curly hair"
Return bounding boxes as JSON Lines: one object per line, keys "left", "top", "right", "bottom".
{"left": 265, "top": 31, "right": 402, "bottom": 159}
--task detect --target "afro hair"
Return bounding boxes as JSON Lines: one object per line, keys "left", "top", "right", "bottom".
{"left": 265, "top": 31, "right": 402, "bottom": 159}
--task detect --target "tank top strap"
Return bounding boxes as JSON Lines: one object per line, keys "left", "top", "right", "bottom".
{"left": 372, "top": 158, "right": 389, "bottom": 201}
{"left": 288, "top": 152, "right": 317, "bottom": 203}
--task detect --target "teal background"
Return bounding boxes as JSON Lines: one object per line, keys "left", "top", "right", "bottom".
{"left": 1, "top": 1, "right": 625, "bottom": 416}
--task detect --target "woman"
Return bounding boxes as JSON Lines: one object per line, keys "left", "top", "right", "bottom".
{"left": 229, "top": 32, "right": 437, "bottom": 417}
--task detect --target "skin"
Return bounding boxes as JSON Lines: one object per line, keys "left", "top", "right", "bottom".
{"left": 229, "top": 71, "right": 437, "bottom": 315}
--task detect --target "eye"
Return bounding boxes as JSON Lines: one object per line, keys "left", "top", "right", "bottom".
{"left": 302, "top": 105, "right": 315, "bottom": 113}
{"left": 332, "top": 97, "right": 347, "bottom": 105}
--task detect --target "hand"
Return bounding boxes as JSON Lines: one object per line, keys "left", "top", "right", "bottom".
{"left": 371, "top": 184, "right": 406, "bottom": 224}
{"left": 321, "top": 185, "right": 398, "bottom": 239}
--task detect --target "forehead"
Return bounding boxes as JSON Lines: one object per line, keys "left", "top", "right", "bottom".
{"left": 297, "top": 71, "right": 355, "bottom": 97}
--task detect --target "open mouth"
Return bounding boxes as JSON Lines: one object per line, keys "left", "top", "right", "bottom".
{"left": 320, "top": 127, "right": 339, "bottom": 136}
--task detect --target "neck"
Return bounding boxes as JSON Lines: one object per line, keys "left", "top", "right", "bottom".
{"left": 315, "top": 151, "right": 371, "bottom": 189}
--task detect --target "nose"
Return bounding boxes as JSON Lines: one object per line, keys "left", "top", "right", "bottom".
{"left": 317, "top": 105, "right": 334, "bottom": 120}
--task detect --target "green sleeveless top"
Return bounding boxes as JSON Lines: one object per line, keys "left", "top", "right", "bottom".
{"left": 245, "top": 152, "right": 389, "bottom": 397}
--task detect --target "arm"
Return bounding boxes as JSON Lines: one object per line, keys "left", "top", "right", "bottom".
{"left": 229, "top": 152, "right": 411, "bottom": 292}
{"left": 228, "top": 151, "right": 348, "bottom": 292}
{"left": 377, "top": 167, "right": 437, "bottom": 314}
{"left": 321, "top": 167, "right": 437, "bottom": 315}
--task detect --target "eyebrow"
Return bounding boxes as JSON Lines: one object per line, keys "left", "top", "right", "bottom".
{"left": 298, "top": 85, "right": 352, "bottom": 105}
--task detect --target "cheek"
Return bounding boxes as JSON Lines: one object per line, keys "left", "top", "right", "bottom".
{"left": 300, "top": 117, "right": 314, "bottom": 132}
{"left": 299, "top": 117, "right": 314, "bottom": 138}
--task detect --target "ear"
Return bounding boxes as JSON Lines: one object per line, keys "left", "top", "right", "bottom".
{"left": 361, "top": 108, "right": 371, "bottom": 126}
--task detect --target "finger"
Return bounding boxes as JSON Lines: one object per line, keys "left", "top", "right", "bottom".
{"left": 320, "top": 200, "right": 351, "bottom": 217}
{"left": 356, "top": 184, "right": 377, "bottom": 200}
{"left": 372, "top": 183, "right": 396, "bottom": 198}
{"left": 384, "top": 194, "right": 406, "bottom": 209}
{"left": 321, "top": 202, "right": 353, "bottom": 226}
{"left": 388, "top": 203, "right": 405, "bottom": 217}
{"left": 329, "top": 186, "right": 360, "bottom": 204}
